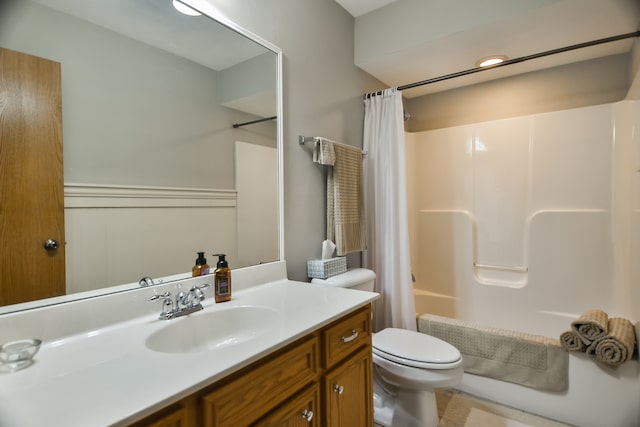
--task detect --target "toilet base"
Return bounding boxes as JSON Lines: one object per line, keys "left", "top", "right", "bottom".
{"left": 373, "top": 375, "right": 440, "bottom": 427}
{"left": 393, "top": 389, "right": 439, "bottom": 427}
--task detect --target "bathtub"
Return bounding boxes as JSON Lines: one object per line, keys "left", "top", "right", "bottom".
{"left": 414, "top": 289, "right": 640, "bottom": 427}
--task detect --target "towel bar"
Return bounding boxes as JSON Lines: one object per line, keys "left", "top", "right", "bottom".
{"left": 298, "top": 135, "right": 367, "bottom": 157}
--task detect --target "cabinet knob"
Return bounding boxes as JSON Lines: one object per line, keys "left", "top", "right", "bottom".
{"left": 333, "top": 384, "right": 344, "bottom": 395}
{"left": 301, "top": 409, "right": 314, "bottom": 422}
{"left": 341, "top": 329, "right": 358, "bottom": 343}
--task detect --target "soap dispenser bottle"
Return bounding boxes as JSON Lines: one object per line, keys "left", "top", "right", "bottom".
{"left": 192, "top": 252, "right": 210, "bottom": 277}
{"left": 213, "top": 253, "right": 231, "bottom": 303}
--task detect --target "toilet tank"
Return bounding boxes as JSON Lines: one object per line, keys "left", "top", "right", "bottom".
{"left": 311, "top": 268, "right": 375, "bottom": 292}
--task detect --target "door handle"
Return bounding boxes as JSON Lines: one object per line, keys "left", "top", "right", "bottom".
{"left": 43, "top": 239, "right": 59, "bottom": 251}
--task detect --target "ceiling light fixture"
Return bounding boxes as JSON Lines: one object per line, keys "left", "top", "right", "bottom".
{"left": 172, "top": 0, "right": 201, "bottom": 16}
{"left": 476, "top": 55, "right": 508, "bottom": 68}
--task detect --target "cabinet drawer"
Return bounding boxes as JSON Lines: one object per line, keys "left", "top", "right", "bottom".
{"left": 322, "top": 305, "right": 371, "bottom": 369}
{"left": 202, "top": 335, "right": 319, "bottom": 426}
{"left": 254, "top": 384, "right": 320, "bottom": 426}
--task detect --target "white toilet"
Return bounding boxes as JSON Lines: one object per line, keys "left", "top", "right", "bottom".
{"left": 311, "top": 268, "right": 463, "bottom": 427}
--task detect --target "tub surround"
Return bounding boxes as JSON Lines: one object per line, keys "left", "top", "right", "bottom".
{"left": 406, "top": 100, "right": 640, "bottom": 427}
{"left": 0, "top": 261, "right": 378, "bottom": 426}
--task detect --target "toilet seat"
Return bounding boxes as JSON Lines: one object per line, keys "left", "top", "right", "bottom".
{"left": 373, "top": 328, "right": 462, "bottom": 370}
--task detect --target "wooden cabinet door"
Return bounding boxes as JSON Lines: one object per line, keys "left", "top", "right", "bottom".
{"left": 323, "top": 347, "right": 373, "bottom": 427}
{"left": 202, "top": 336, "right": 318, "bottom": 426}
{"left": 136, "top": 408, "right": 188, "bottom": 427}
{"left": 254, "top": 384, "right": 320, "bottom": 427}
{"left": 0, "top": 48, "right": 65, "bottom": 305}
{"left": 129, "top": 400, "right": 195, "bottom": 427}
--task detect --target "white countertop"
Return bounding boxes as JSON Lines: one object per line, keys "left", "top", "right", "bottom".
{"left": 0, "top": 279, "right": 378, "bottom": 427}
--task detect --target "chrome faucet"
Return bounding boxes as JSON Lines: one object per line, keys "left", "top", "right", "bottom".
{"left": 147, "top": 284, "right": 210, "bottom": 320}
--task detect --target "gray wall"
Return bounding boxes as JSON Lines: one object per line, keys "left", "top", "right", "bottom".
{"left": 0, "top": 0, "right": 275, "bottom": 189}
{"left": 209, "top": 0, "right": 386, "bottom": 281}
{"left": 405, "top": 54, "right": 632, "bottom": 131}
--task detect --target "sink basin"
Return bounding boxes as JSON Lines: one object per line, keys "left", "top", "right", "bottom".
{"left": 145, "top": 305, "right": 281, "bottom": 354}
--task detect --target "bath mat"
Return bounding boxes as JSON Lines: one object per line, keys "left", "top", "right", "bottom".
{"left": 465, "top": 408, "right": 533, "bottom": 427}
{"left": 571, "top": 309, "right": 608, "bottom": 345}
{"left": 437, "top": 392, "right": 571, "bottom": 427}
{"left": 418, "top": 314, "right": 568, "bottom": 391}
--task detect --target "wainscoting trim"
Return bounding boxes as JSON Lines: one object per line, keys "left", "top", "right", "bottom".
{"left": 64, "top": 183, "right": 237, "bottom": 208}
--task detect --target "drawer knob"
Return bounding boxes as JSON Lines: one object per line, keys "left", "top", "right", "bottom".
{"left": 341, "top": 329, "right": 358, "bottom": 343}
{"left": 333, "top": 384, "right": 344, "bottom": 395}
{"left": 301, "top": 409, "right": 314, "bottom": 422}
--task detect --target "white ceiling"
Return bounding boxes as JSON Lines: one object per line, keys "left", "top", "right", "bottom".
{"left": 336, "top": 0, "right": 398, "bottom": 17}
{"left": 335, "top": 0, "right": 640, "bottom": 98}
{"left": 29, "top": 0, "right": 275, "bottom": 117}
{"left": 31, "top": 0, "right": 268, "bottom": 71}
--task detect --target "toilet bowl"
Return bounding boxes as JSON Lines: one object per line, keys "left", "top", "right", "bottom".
{"left": 311, "top": 269, "right": 463, "bottom": 427}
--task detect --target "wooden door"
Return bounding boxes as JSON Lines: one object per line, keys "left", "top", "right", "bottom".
{"left": 323, "top": 347, "right": 373, "bottom": 427}
{"left": 0, "top": 48, "right": 65, "bottom": 305}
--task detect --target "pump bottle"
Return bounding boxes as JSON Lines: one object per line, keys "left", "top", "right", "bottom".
{"left": 213, "top": 254, "right": 231, "bottom": 302}
{"left": 192, "top": 252, "right": 210, "bottom": 277}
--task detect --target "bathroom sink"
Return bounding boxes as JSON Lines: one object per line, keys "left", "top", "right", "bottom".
{"left": 145, "top": 305, "right": 281, "bottom": 354}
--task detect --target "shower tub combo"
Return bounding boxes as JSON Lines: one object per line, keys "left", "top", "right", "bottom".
{"left": 405, "top": 101, "right": 640, "bottom": 427}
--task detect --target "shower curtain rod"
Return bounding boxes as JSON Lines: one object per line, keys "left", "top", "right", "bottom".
{"left": 232, "top": 115, "right": 277, "bottom": 128}
{"left": 365, "top": 31, "right": 640, "bottom": 97}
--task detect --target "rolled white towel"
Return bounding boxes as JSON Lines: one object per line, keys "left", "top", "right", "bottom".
{"left": 571, "top": 309, "right": 608, "bottom": 345}
{"left": 589, "top": 318, "right": 636, "bottom": 367}
{"left": 560, "top": 330, "right": 585, "bottom": 352}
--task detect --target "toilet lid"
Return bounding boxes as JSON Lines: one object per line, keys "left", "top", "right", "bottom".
{"left": 372, "top": 328, "right": 461, "bottom": 369}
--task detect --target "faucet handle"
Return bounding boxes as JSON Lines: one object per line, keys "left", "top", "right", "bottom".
{"left": 147, "top": 291, "right": 174, "bottom": 319}
{"left": 139, "top": 276, "right": 155, "bottom": 287}
{"left": 193, "top": 283, "right": 211, "bottom": 291}
{"left": 189, "top": 286, "right": 206, "bottom": 304}
{"left": 146, "top": 291, "right": 171, "bottom": 301}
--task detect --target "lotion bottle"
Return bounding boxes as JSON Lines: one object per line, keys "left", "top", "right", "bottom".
{"left": 192, "top": 252, "right": 210, "bottom": 277}
{"left": 213, "top": 253, "right": 231, "bottom": 302}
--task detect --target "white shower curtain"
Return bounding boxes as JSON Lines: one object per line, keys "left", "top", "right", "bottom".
{"left": 363, "top": 88, "right": 416, "bottom": 332}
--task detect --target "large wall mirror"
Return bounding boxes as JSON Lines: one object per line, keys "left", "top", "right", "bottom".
{"left": 0, "top": 0, "right": 283, "bottom": 313}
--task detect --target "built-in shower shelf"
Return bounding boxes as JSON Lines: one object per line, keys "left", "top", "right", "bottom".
{"left": 473, "top": 262, "right": 528, "bottom": 288}
{"left": 473, "top": 263, "right": 528, "bottom": 273}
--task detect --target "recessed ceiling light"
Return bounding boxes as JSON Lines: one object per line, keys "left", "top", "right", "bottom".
{"left": 476, "top": 55, "right": 508, "bottom": 68}
{"left": 172, "top": 0, "right": 201, "bottom": 16}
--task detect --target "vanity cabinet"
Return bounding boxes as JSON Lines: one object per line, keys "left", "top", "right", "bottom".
{"left": 130, "top": 305, "right": 372, "bottom": 427}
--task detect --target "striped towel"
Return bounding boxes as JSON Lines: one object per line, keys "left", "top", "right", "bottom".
{"left": 571, "top": 309, "right": 608, "bottom": 345}
{"left": 586, "top": 318, "right": 636, "bottom": 367}
{"left": 313, "top": 138, "right": 366, "bottom": 255}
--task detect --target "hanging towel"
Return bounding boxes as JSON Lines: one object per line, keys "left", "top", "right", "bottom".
{"left": 571, "top": 309, "right": 609, "bottom": 345}
{"left": 313, "top": 138, "right": 366, "bottom": 255}
{"left": 559, "top": 330, "right": 586, "bottom": 352}
{"left": 312, "top": 138, "right": 336, "bottom": 165}
{"left": 586, "top": 318, "right": 636, "bottom": 367}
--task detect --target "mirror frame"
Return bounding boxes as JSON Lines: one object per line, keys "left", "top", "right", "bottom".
{"left": 0, "top": 0, "right": 284, "bottom": 315}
